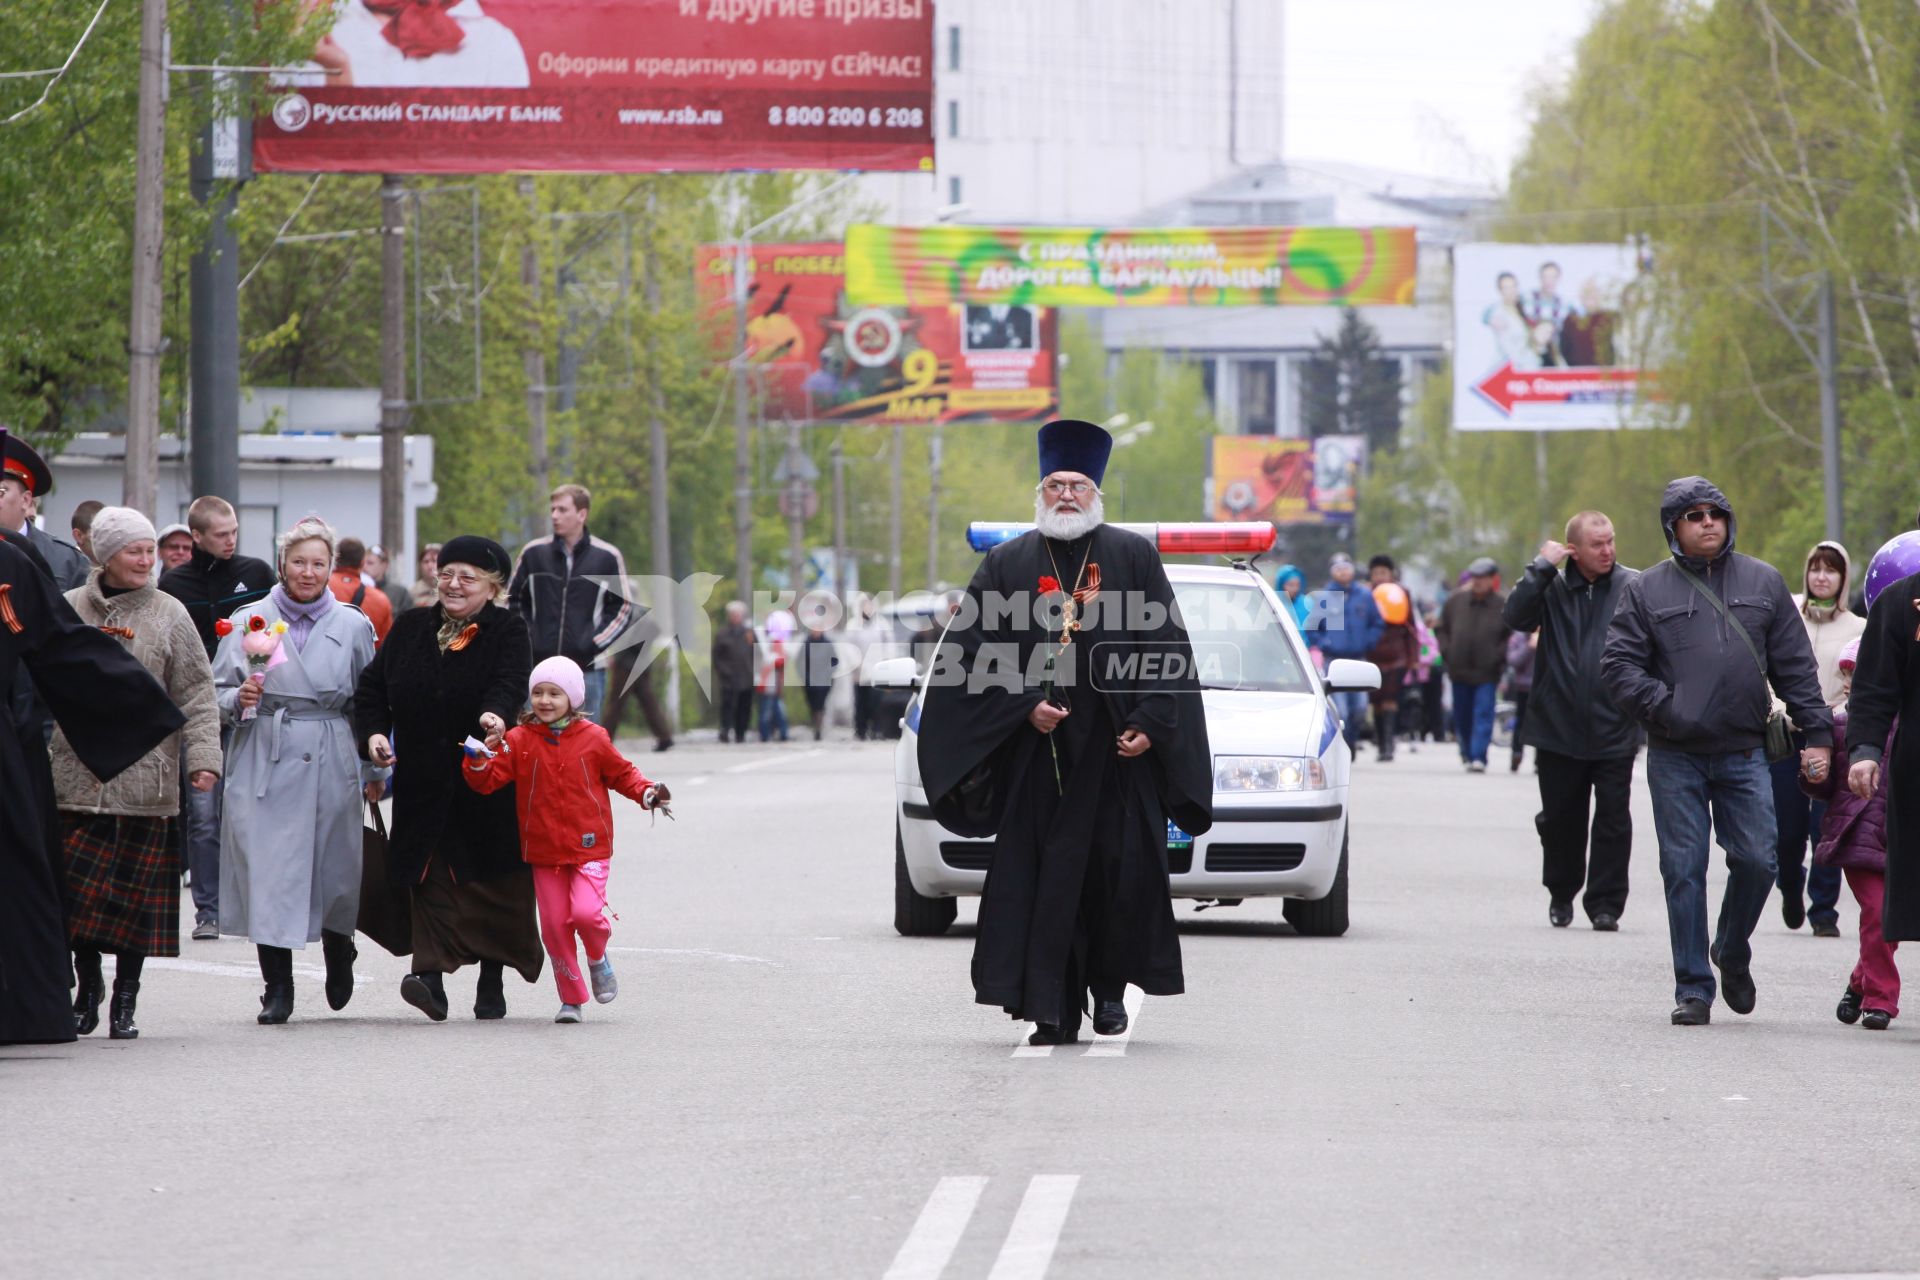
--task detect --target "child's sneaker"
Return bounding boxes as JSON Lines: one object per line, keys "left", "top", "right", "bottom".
{"left": 554, "top": 1003, "right": 582, "bottom": 1024}
{"left": 589, "top": 956, "right": 618, "bottom": 1004}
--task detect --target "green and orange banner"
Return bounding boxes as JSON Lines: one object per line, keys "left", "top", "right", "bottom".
{"left": 844, "top": 224, "right": 1418, "bottom": 308}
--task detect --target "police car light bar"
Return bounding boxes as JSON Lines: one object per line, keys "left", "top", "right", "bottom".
{"left": 965, "top": 522, "right": 1276, "bottom": 555}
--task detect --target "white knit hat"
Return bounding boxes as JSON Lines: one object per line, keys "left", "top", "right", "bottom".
{"left": 89, "top": 506, "right": 157, "bottom": 568}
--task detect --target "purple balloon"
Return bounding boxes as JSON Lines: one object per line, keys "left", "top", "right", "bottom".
{"left": 1863, "top": 529, "right": 1920, "bottom": 610}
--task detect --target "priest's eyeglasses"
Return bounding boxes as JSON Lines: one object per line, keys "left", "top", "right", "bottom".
{"left": 1038, "top": 479, "right": 1099, "bottom": 497}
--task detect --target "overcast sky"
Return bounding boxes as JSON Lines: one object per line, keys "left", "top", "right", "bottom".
{"left": 1282, "top": 0, "right": 1601, "bottom": 188}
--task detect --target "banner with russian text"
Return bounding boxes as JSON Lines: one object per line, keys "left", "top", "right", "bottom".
{"left": 696, "top": 242, "right": 1058, "bottom": 425}
{"left": 1451, "top": 242, "right": 1664, "bottom": 430}
{"left": 255, "top": 0, "right": 934, "bottom": 174}
{"left": 843, "top": 224, "right": 1418, "bottom": 308}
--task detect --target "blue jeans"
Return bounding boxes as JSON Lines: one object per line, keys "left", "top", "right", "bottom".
{"left": 1768, "top": 750, "right": 1840, "bottom": 926}
{"left": 757, "top": 692, "right": 789, "bottom": 742}
{"left": 1331, "top": 689, "right": 1369, "bottom": 750}
{"left": 580, "top": 668, "right": 607, "bottom": 721}
{"left": 182, "top": 730, "right": 229, "bottom": 924}
{"left": 1450, "top": 679, "right": 1497, "bottom": 764}
{"left": 1647, "top": 747, "right": 1778, "bottom": 1007}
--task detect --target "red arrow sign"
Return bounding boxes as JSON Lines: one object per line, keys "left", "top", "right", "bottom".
{"left": 1473, "top": 363, "right": 1642, "bottom": 415}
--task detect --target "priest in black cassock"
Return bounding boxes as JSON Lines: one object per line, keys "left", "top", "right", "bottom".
{"left": 918, "top": 419, "right": 1212, "bottom": 1045}
{"left": 0, "top": 433, "right": 184, "bottom": 1046}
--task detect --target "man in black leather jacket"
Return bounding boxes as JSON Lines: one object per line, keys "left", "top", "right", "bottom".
{"left": 1505, "top": 511, "right": 1641, "bottom": 932}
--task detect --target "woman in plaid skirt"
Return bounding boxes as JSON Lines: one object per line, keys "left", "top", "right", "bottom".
{"left": 52, "top": 509, "right": 224, "bottom": 1040}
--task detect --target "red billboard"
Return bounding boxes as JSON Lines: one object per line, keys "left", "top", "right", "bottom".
{"left": 697, "top": 242, "right": 1058, "bottom": 425}
{"left": 255, "top": 0, "right": 935, "bottom": 174}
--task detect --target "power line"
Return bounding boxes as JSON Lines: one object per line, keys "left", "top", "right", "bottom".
{"left": 0, "top": 0, "right": 113, "bottom": 126}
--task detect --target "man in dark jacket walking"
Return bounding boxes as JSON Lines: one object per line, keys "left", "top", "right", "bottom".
{"left": 1505, "top": 511, "right": 1641, "bottom": 930}
{"left": 710, "top": 600, "right": 756, "bottom": 743}
{"left": 1602, "top": 477, "right": 1833, "bottom": 1026}
{"left": 1437, "top": 557, "right": 1508, "bottom": 771}
{"left": 509, "top": 484, "right": 633, "bottom": 719}
{"left": 157, "top": 494, "right": 275, "bottom": 938}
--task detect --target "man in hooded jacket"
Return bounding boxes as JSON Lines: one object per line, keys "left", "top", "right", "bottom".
{"left": 1602, "top": 477, "right": 1833, "bottom": 1025}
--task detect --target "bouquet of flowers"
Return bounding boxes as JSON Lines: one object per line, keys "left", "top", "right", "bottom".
{"left": 223, "top": 614, "right": 290, "bottom": 722}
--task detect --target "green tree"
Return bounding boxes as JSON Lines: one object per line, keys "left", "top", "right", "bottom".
{"left": 1300, "top": 308, "right": 1404, "bottom": 456}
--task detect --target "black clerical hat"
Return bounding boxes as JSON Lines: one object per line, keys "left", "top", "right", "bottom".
{"left": 1036, "top": 419, "right": 1113, "bottom": 486}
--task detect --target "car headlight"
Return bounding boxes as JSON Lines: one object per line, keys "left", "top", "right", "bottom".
{"left": 1213, "top": 755, "right": 1327, "bottom": 792}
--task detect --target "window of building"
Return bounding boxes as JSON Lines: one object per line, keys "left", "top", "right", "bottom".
{"left": 948, "top": 24, "right": 961, "bottom": 71}
{"left": 947, "top": 99, "right": 959, "bottom": 139}
{"left": 1236, "top": 359, "right": 1277, "bottom": 435}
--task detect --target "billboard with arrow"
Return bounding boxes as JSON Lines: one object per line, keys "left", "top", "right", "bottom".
{"left": 1451, "top": 242, "right": 1663, "bottom": 431}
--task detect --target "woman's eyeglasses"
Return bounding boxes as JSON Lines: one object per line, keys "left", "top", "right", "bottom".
{"left": 436, "top": 570, "right": 483, "bottom": 588}
{"left": 1679, "top": 507, "right": 1729, "bottom": 525}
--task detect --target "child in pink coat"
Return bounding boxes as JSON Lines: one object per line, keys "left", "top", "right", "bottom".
{"left": 463, "top": 656, "right": 671, "bottom": 1023}
{"left": 1801, "top": 639, "right": 1900, "bottom": 1028}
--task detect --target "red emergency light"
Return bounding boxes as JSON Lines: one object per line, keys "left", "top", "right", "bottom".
{"left": 966, "top": 522, "right": 1275, "bottom": 556}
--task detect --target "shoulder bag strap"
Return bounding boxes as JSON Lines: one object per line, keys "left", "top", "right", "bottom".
{"left": 1671, "top": 561, "right": 1767, "bottom": 679}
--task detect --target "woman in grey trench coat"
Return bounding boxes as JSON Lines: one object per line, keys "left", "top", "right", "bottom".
{"left": 215, "top": 516, "right": 381, "bottom": 1024}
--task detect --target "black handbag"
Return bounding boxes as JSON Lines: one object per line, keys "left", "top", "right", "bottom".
{"left": 1672, "top": 563, "right": 1794, "bottom": 762}
{"left": 356, "top": 802, "right": 413, "bottom": 957}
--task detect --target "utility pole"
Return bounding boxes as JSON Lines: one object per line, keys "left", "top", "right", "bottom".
{"left": 644, "top": 189, "right": 678, "bottom": 731}
{"left": 1816, "top": 270, "right": 1843, "bottom": 544}
{"left": 379, "top": 175, "right": 408, "bottom": 560}
{"left": 732, "top": 242, "right": 754, "bottom": 613}
{"left": 785, "top": 420, "right": 807, "bottom": 593}
{"left": 1534, "top": 431, "right": 1551, "bottom": 543}
{"left": 925, "top": 425, "right": 943, "bottom": 589}
{"left": 124, "top": 0, "right": 169, "bottom": 514}
{"left": 189, "top": 63, "right": 245, "bottom": 509}
{"left": 831, "top": 435, "right": 847, "bottom": 607}
{"left": 888, "top": 426, "right": 903, "bottom": 598}
{"left": 521, "top": 177, "right": 549, "bottom": 543}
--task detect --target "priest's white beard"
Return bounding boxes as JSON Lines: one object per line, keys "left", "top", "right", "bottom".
{"left": 1034, "top": 492, "right": 1105, "bottom": 541}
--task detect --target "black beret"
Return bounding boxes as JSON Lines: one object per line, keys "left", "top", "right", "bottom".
{"left": 438, "top": 534, "right": 513, "bottom": 580}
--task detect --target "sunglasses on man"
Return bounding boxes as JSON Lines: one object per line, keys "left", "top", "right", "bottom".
{"left": 1679, "top": 507, "right": 1729, "bottom": 524}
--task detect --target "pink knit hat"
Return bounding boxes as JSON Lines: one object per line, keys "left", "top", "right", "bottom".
{"left": 528, "top": 655, "right": 587, "bottom": 712}
{"left": 1838, "top": 639, "right": 1861, "bottom": 671}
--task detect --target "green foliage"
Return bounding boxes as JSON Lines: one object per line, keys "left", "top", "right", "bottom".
{"left": 1300, "top": 309, "right": 1404, "bottom": 455}
{"left": 1361, "top": 0, "right": 1920, "bottom": 584}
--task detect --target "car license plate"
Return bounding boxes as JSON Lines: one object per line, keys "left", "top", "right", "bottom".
{"left": 1167, "top": 819, "right": 1193, "bottom": 850}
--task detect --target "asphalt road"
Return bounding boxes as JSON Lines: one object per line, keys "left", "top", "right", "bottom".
{"left": 7, "top": 733, "right": 1920, "bottom": 1280}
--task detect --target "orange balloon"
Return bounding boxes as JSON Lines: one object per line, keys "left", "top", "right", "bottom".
{"left": 1372, "top": 581, "right": 1410, "bottom": 625}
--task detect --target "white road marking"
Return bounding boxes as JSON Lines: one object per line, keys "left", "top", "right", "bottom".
{"left": 883, "top": 1175, "right": 988, "bottom": 1280}
{"left": 1083, "top": 986, "right": 1144, "bottom": 1057}
{"left": 1723, "top": 1094, "right": 1749, "bottom": 1102}
{"left": 687, "top": 775, "right": 711, "bottom": 786}
{"left": 604, "top": 946, "right": 775, "bottom": 965}
{"left": 723, "top": 747, "right": 826, "bottom": 774}
{"left": 147, "top": 956, "right": 333, "bottom": 981}
{"left": 986, "top": 1175, "right": 1080, "bottom": 1280}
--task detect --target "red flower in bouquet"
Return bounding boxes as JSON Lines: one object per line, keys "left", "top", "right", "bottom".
{"left": 245, "top": 614, "right": 268, "bottom": 633}
{"left": 213, "top": 618, "right": 234, "bottom": 637}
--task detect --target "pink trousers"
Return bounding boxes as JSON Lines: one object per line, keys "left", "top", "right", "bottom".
{"left": 531, "top": 861, "right": 611, "bottom": 1005}
{"left": 1844, "top": 865, "right": 1901, "bottom": 1019}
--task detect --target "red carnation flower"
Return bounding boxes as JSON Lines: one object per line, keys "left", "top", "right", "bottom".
{"left": 1038, "top": 575, "right": 1061, "bottom": 594}
{"left": 213, "top": 618, "right": 234, "bottom": 637}
{"left": 246, "top": 614, "right": 267, "bottom": 633}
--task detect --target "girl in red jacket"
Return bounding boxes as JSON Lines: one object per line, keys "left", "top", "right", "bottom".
{"left": 464, "top": 656, "right": 670, "bottom": 1023}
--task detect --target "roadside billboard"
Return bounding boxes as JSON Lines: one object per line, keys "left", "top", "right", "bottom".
{"left": 696, "top": 242, "right": 1058, "bottom": 425}
{"left": 256, "top": 0, "right": 934, "bottom": 174}
{"left": 1209, "top": 435, "right": 1365, "bottom": 525}
{"left": 1452, "top": 242, "right": 1659, "bottom": 430}
{"left": 844, "top": 225, "right": 1418, "bottom": 308}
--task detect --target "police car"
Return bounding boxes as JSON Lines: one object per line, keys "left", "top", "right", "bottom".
{"left": 875, "top": 522, "right": 1379, "bottom": 939}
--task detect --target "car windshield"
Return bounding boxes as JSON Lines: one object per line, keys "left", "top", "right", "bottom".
{"left": 1170, "top": 580, "right": 1316, "bottom": 694}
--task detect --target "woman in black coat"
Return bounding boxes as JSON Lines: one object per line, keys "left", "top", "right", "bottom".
{"left": 352, "top": 536, "right": 541, "bottom": 1021}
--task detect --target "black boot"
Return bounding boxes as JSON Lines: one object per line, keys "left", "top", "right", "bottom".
{"left": 257, "top": 945, "right": 295, "bottom": 1024}
{"left": 474, "top": 961, "right": 507, "bottom": 1020}
{"left": 1373, "top": 706, "right": 1397, "bottom": 761}
{"left": 108, "top": 979, "right": 140, "bottom": 1040}
{"left": 400, "top": 971, "right": 448, "bottom": 1022}
{"left": 321, "top": 929, "right": 357, "bottom": 1011}
{"left": 73, "top": 948, "right": 104, "bottom": 1036}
